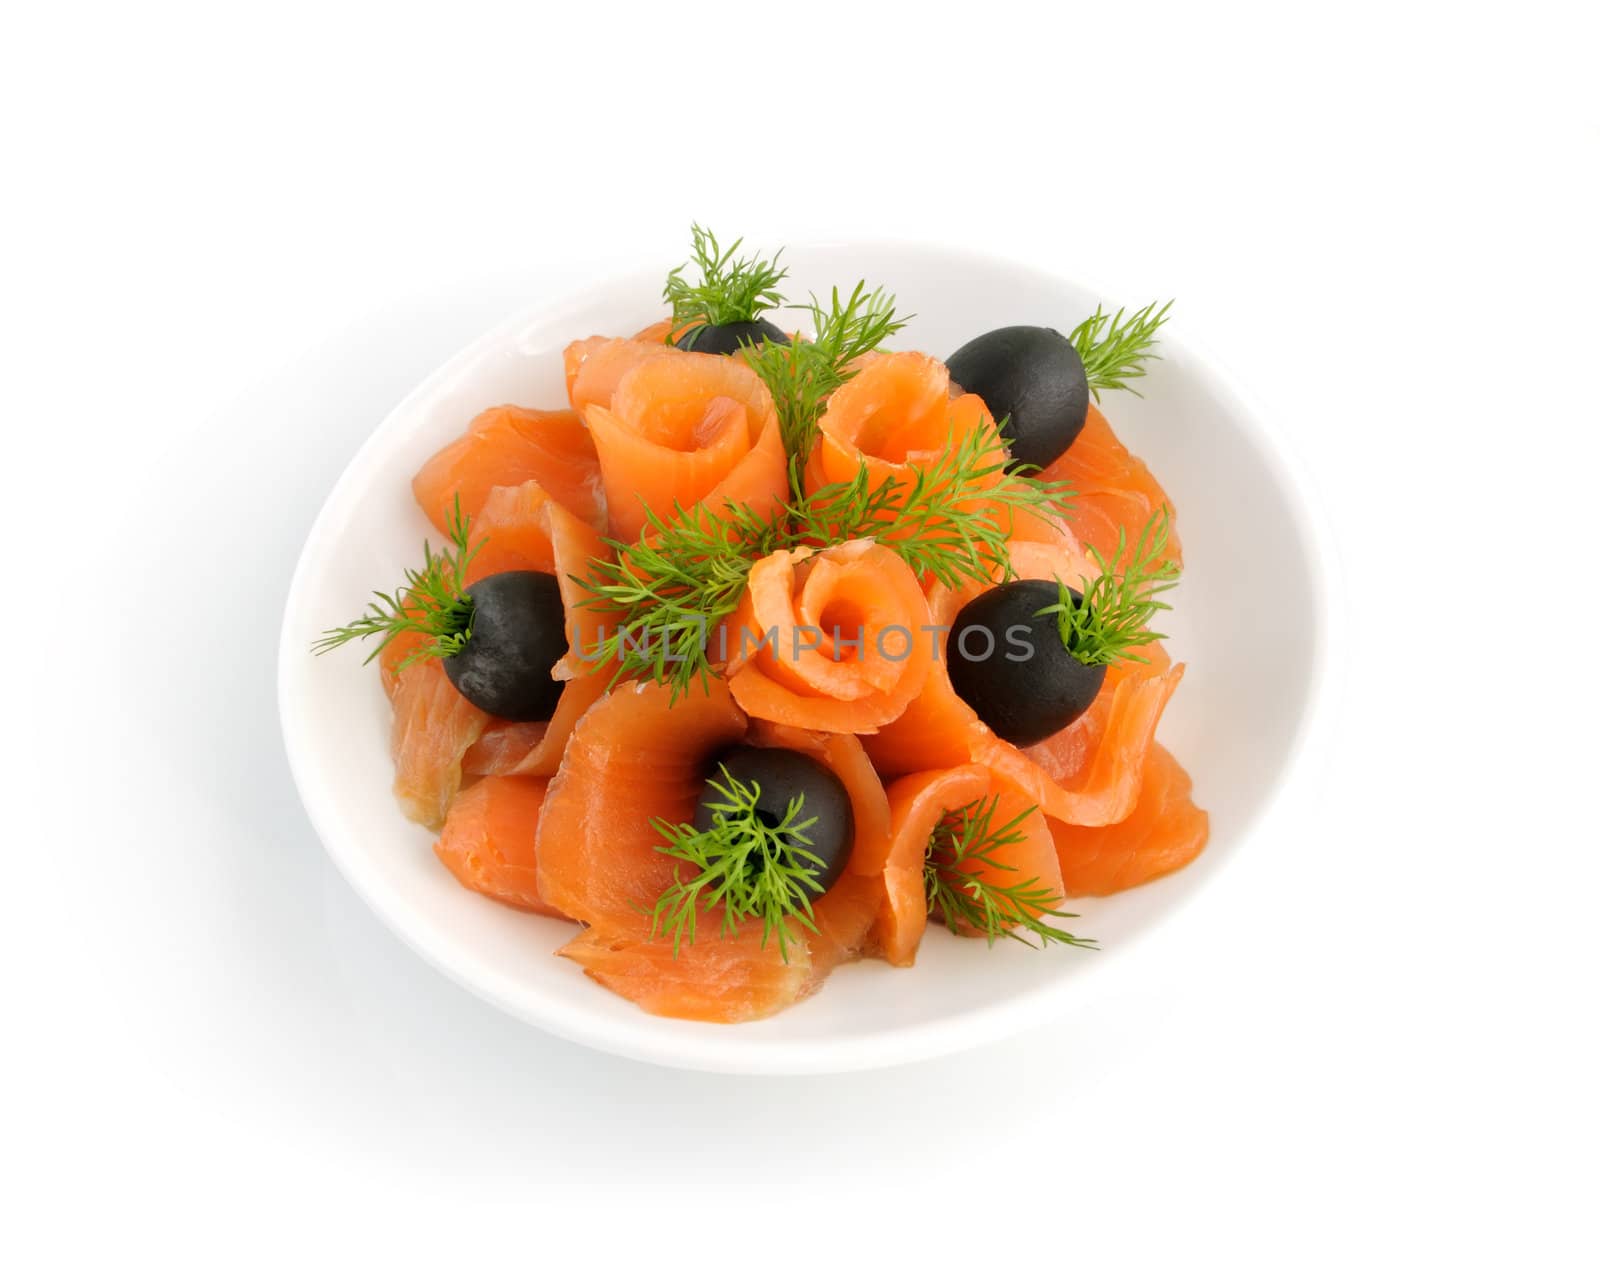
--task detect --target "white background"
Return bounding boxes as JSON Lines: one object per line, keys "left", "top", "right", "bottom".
{"left": 4, "top": 2, "right": 1596, "bottom": 1271}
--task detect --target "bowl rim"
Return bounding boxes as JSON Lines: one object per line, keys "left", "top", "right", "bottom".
{"left": 276, "top": 238, "right": 1336, "bottom": 1074}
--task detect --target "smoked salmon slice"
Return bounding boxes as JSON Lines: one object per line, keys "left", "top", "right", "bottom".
{"left": 433, "top": 775, "right": 567, "bottom": 916}
{"left": 556, "top": 926, "right": 813, "bottom": 1024}
{"left": 561, "top": 321, "right": 684, "bottom": 410}
{"left": 874, "top": 764, "right": 989, "bottom": 965}
{"left": 388, "top": 659, "right": 490, "bottom": 830}
{"left": 556, "top": 803, "right": 886, "bottom": 1022}
{"left": 536, "top": 677, "right": 749, "bottom": 928}
{"left": 1038, "top": 404, "right": 1183, "bottom": 571}
{"left": 724, "top": 539, "right": 934, "bottom": 734}
{"left": 460, "top": 672, "right": 609, "bottom": 779}
{"left": 459, "top": 477, "right": 615, "bottom": 679}
{"left": 937, "top": 782, "right": 1066, "bottom": 939}
{"left": 412, "top": 405, "right": 606, "bottom": 533}
{"left": 379, "top": 628, "right": 428, "bottom": 700}
{"left": 393, "top": 472, "right": 617, "bottom": 683}
{"left": 384, "top": 477, "right": 619, "bottom": 824}
{"left": 554, "top": 736, "right": 885, "bottom": 1024}
{"left": 583, "top": 352, "right": 788, "bottom": 543}
{"left": 539, "top": 680, "right": 896, "bottom": 1021}
{"left": 865, "top": 538, "right": 1180, "bottom": 827}
{"left": 629, "top": 317, "right": 677, "bottom": 345}
{"left": 976, "top": 653, "right": 1184, "bottom": 828}
{"left": 1049, "top": 743, "right": 1208, "bottom": 895}
{"left": 863, "top": 537, "right": 1096, "bottom": 775}
{"left": 565, "top": 335, "right": 682, "bottom": 417}
{"left": 460, "top": 478, "right": 618, "bottom": 777}
{"left": 873, "top": 765, "right": 1066, "bottom": 965}
{"left": 745, "top": 719, "right": 891, "bottom": 981}
{"left": 1009, "top": 642, "right": 1173, "bottom": 801}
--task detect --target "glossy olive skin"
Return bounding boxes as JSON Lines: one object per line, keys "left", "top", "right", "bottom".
{"left": 947, "top": 579, "right": 1106, "bottom": 747}
{"left": 694, "top": 746, "right": 855, "bottom": 898}
{"left": 946, "top": 325, "right": 1090, "bottom": 470}
{"left": 674, "top": 318, "right": 790, "bottom": 355}
{"left": 442, "top": 571, "right": 567, "bottom": 722}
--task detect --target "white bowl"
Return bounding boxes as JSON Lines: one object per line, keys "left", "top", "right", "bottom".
{"left": 278, "top": 242, "right": 1330, "bottom": 1074}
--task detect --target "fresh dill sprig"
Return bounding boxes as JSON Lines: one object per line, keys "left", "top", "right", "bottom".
{"left": 1068, "top": 300, "right": 1173, "bottom": 400}
{"left": 576, "top": 499, "right": 784, "bottom": 698}
{"left": 795, "top": 417, "right": 1074, "bottom": 589}
{"left": 1037, "top": 508, "right": 1180, "bottom": 666}
{"left": 662, "top": 224, "right": 788, "bottom": 335}
{"left": 744, "top": 281, "right": 908, "bottom": 460}
{"left": 924, "top": 795, "right": 1096, "bottom": 950}
{"left": 312, "top": 496, "right": 482, "bottom": 668}
{"left": 647, "top": 766, "right": 825, "bottom": 962}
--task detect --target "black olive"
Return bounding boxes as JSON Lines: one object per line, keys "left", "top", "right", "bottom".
{"left": 947, "top": 579, "right": 1106, "bottom": 747}
{"left": 694, "top": 746, "right": 854, "bottom": 898}
{"left": 442, "top": 571, "right": 566, "bottom": 722}
{"left": 946, "top": 325, "right": 1089, "bottom": 470}
{"left": 674, "top": 318, "right": 790, "bottom": 355}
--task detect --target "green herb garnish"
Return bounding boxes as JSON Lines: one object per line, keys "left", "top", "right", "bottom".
{"left": 924, "top": 795, "right": 1096, "bottom": 949}
{"left": 576, "top": 418, "right": 1073, "bottom": 699}
{"left": 744, "top": 281, "right": 908, "bottom": 461}
{"left": 578, "top": 498, "right": 785, "bottom": 697}
{"left": 646, "top": 766, "right": 825, "bottom": 961}
{"left": 1037, "top": 507, "right": 1179, "bottom": 667}
{"left": 795, "top": 416, "right": 1073, "bottom": 588}
{"left": 663, "top": 223, "right": 788, "bottom": 338}
{"left": 1068, "top": 300, "right": 1173, "bottom": 400}
{"left": 313, "top": 496, "right": 482, "bottom": 669}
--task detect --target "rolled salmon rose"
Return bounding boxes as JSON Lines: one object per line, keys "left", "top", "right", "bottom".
{"left": 722, "top": 539, "right": 934, "bottom": 734}
{"left": 579, "top": 350, "right": 789, "bottom": 543}
{"left": 805, "top": 350, "right": 1000, "bottom": 491}
{"left": 803, "top": 350, "right": 1071, "bottom": 553}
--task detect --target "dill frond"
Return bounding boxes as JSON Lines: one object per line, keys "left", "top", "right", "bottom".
{"left": 663, "top": 223, "right": 788, "bottom": 332}
{"left": 743, "top": 281, "right": 907, "bottom": 461}
{"left": 575, "top": 499, "right": 784, "bottom": 699}
{"left": 924, "top": 795, "right": 1096, "bottom": 950}
{"left": 796, "top": 416, "right": 1074, "bottom": 588}
{"left": 1037, "top": 507, "right": 1180, "bottom": 666}
{"left": 646, "top": 767, "right": 824, "bottom": 962}
{"left": 1068, "top": 300, "right": 1173, "bottom": 400}
{"left": 312, "top": 496, "right": 481, "bottom": 668}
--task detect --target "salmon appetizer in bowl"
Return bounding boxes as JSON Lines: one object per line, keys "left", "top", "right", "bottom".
{"left": 306, "top": 227, "right": 1211, "bottom": 1026}
{"left": 282, "top": 231, "right": 1329, "bottom": 1070}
